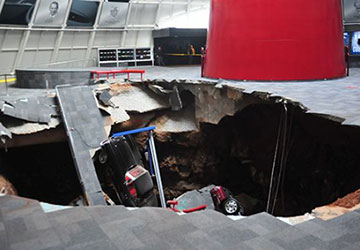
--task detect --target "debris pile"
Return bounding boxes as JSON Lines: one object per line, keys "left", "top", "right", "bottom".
{"left": 330, "top": 189, "right": 360, "bottom": 209}
{"left": 0, "top": 175, "right": 17, "bottom": 195}
{"left": 311, "top": 188, "right": 360, "bottom": 220}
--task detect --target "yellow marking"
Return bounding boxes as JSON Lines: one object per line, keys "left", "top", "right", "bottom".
{"left": 0, "top": 78, "right": 16, "bottom": 83}
{"left": 165, "top": 53, "right": 202, "bottom": 57}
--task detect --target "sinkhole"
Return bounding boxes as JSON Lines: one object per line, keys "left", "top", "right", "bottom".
{"left": 1, "top": 102, "right": 360, "bottom": 217}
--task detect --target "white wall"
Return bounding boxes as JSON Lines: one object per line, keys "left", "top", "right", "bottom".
{"left": 0, "top": 0, "right": 209, "bottom": 74}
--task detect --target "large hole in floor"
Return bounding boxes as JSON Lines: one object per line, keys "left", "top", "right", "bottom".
{"left": 0, "top": 142, "right": 82, "bottom": 205}
{"left": 1, "top": 103, "right": 360, "bottom": 217}
{"left": 153, "top": 103, "right": 360, "bottom": 216}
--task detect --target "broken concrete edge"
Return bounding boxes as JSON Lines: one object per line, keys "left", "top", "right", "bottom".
{"left": 1, "top": 95, "right": 56, "bottom": 124}
{"left": 0, "top": 83, "right": 168, "bottom": 138}
{"left": 0, "top": 121, "right": 12, "bottom": 139}
{"left": 0, "top": 78, "right": 354, "bottom": 148}
{"left": 209, "top": 80, "right": 353, "bottom": 127}
{"left": 4, "top": 117, "right": 61, "bottom": 135}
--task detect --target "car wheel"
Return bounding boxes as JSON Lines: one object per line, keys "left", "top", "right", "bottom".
{"left": 98, "top": 150, "right": 108, "bottom": 164}
{"left": 222, "top": 198, "right": 240, "bottom": 215}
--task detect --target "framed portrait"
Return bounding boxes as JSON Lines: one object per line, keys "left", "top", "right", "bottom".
{"left": 33, "top": 0, "right": 70, "bottom": 27}
{"left": 351, "top": 31, "right": 360, "bottom": 54}
{"left": 343, "top": 0, "right": 360, "bottom": 24}
{"left": 344, "top": 32, "right": 350, "bottom": 46}
{"left": 98, "top": 2, "right": 128, "bottom": 28}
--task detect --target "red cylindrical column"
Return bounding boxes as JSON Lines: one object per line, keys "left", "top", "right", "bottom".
{"left": 204, "top": 0, "right": 346, "bottom": 81}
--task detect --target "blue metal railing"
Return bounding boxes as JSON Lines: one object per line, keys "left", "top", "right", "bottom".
{"left": 112, "top": 126, "right": 156, "bottom": 138}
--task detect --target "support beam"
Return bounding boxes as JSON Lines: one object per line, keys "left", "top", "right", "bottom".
{"left": 121, "top": 2, "right": 134, "bottom": 47}
{"left": 12, "top": 0, "right": 42, "bottom": 72}
{"left": 51, "top": 0, "right": 74, "bottom": 64}
{"left": 84, "top": 0, "right": 105, "bottom": 67}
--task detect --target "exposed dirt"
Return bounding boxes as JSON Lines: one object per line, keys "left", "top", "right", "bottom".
{"left": 109, "top": 83, "right": 133, "bottom": 94}
{"left": 0, "top": 175, "right": 17, "bottom": 195}
{"left": 311, "top": 189, "right": 360, "bottom": 221}
{"left": 329, "top": 188, "right": 360, "bottom": 209}
{"left": 1, "top": 95, "right": 360, "bottom": 217}
{"left": 139, "top": 103, "right": 360, "bottom": 216}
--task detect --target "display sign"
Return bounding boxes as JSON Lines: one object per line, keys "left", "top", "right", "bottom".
{"left": 118, "top": 49, "right": 134, "bottom": 61}
{"left": 136, "top": 48, "right": 151, "bottom": 60}
{"left": 33, "top": 0, "right": 70, "bottom": 27}
{"left": 67, "top": 0, "right": 99, "bottom": 27}
{"left": 98, "top": 2, "right": 128, "bottom": 28}
{"left": 344, "top": 32, "right": 350, "bottom": 46}
{"left": 99, "top": 49, "right": 117, "bottom": 62}
{"left": 343, "top": 0, "right": 360, "bottom": 23}
{"left": 0, "top": 0, "right": 36, "bottom": 25}
{"left": 351, "top": 31, "right": 360, "bottom": 54}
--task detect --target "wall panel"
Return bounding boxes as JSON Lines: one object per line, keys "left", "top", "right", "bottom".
{"left": 2, "top": 31, "right": 23, "bottom": 50}
{"left": 0, "top": 0, "right": 211, "bottom": 74}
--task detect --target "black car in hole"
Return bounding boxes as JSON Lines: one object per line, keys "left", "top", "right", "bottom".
{"left": 94, "top": 134, "right": 158, "bottom": 207}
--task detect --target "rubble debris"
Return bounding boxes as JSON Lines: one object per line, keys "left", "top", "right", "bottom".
{"left": 40, "top": 202, "right": 71, "bottom": 213}
{"left": 108, "top": 82, "right": 134, "bottom": 94}
{"left": 0, "top": 94, "right": 59, "bottom": 139}
{"left": 2, "top": 117, "right": 60, "bottom": 135}
{"left": 311, "top": 188, "right": 360, "bottom": 220}
{"left": 109, "top": 84, "right": 169, "bottom": 113}
{"left": 175, "top": 185, "right": 215, "bottom": 211}
{"left": 115, "top": 113, "right": 156, "bottom": 133}
{"left": 150, "top": 105, "right": 197, "bottom": 133}
{"left": 148, "top": 83, "right": 183, "bottom": 111}
{"left": 98, "top": 90, "right": 113, "bottom": 106}
{"left": 169, "top": 86, "right": 183, "bottom": 111}
{"left": 1, "top": 96, "right": 56, "bottom": 123}
{"left": 277, "top": 213, "right": 315, "bottom": 225}
{"left": 148, "top": 84, "right": 173, "bottom": 96}
{"left": 98, "top": 106, "right": 130, "bottom": 125}
{"left": 330, "top": 188, "right": 360, "bottom": 208}
{"left": 0, "top": 122, "right": 11, "bottom": 139}
{"left": 193, "top": 84, "right": 258, "bottom": 125}
{"left": 69, "top": 195, "right": 87, "bottom": 206}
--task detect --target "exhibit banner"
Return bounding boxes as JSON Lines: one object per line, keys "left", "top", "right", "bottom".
{"left": 98, "top": 2, "right": 128, "bottom": 28}
{"left": 344, "top": 32, "right": 350, "bottom": 46}
{"left": 33, "top": 0, "right": 70, "bottom": 27}
{"left": 351, "top": 31, "right": 360, "bottom": 54}
{"left": 344, "top": 0, "right": 360, "bottom": 23}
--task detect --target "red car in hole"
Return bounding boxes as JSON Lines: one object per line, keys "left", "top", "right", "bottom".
{"left": 210, "top": 186, "right": 245, "bottom": 215}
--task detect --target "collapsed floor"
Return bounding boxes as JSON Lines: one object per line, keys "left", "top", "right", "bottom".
{"left": 0, "top": 81, "right": 360, "bottom": 217}
{"left": 151, "top": 103, "right": 360, "bottom": 216}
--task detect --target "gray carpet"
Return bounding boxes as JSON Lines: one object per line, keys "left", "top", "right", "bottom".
{"left": 1, "top": 195, "right": 360, "bottom": 250}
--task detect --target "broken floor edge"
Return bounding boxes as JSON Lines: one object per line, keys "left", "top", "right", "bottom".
{"left": 0, "top": 79, "right": 358, "bottom": 145}
{"left": 216, "top": 81, "right": 350, "bottom": 126}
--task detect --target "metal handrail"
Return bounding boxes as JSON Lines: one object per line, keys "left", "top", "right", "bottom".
{"left": 0, "top": 58, "right": 97, "bottom": 75}
{"left": 26, "top": 58, "right": 97, "bottom": 69}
